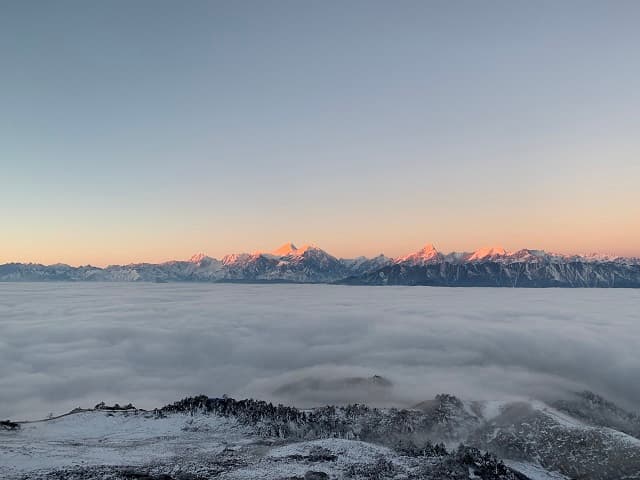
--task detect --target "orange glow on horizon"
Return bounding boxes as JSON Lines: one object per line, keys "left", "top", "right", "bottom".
{"left": 3, "top": 238, "right": 639, "bottom": 268}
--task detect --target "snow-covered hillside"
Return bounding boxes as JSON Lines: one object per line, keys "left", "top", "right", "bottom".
{"left": 3, "top": 390, "right": 639, "bottom": 480}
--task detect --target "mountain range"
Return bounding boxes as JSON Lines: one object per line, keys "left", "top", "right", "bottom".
{"left": 2, "top": 242, "right": 640, "bottom": 287}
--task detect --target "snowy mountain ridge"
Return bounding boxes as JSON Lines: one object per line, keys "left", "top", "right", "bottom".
{"left": 1, "top": 242, "right": 639, "bottom": 286}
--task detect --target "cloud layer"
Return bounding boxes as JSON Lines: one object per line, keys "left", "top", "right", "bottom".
{"left": 1, "top": 283, "right": 638, "bottom": 419}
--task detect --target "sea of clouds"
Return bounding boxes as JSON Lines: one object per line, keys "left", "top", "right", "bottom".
{"left": 0, "top": 283, "right": 638, "bottom": 419}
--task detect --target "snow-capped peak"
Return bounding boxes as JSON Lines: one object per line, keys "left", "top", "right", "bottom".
{"left": 421, "top": 243, "right": 438, "bottom": 255}
{"left": 272, "top": 242, "right": 299, "bottom": 257}
{"left": 395, "top": 243, "right": 442, "bottom": 265}
{"left": 271, "top": 243, "right": 322, "bottom": 257}
{"left": 294, "top": 244, "right": 318, "bottom": 255}
{"left": 189, "top": 253, "right": 207, "bottom": 264}
{"left": 580, "top": 252, "right": 622, "bottom": 263}
{"left": 505, "top": 249, "right": 550, "bottom": 262}
{"left": 468, "top": 246, "right": 507, "bottom": 261}
{"left": 221, "top": 253, "right": 252, "bottom": 265}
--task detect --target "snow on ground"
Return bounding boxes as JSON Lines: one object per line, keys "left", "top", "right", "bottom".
{"left": 601, "top": 425, "right": 640, "bottom": 446}
{"left": 531, "top": 400, "right": 640, "bottom": 446}
{"left": 2, "top": 399, "right": 633, "bottom": 480}
{"left": 267, "top": 438, "right": 393, "bottom": 463}
{"left": 1, "top": 410, "right": 251, "bottom": 478}
{"left": 2, "top": 409, "right": 418, "bottom": 480}
{"left": 224, "top": 439, "right": 404, "bottom": 480}
{"left": 504, "top": 461, "right": 569, "bottom": 480}
{"left": 530, "top": 401, "right": 588, "bottom": 429}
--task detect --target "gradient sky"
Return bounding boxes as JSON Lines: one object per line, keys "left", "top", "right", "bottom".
{"left": 2, "top": 0, "right": 639, "bottom": 266}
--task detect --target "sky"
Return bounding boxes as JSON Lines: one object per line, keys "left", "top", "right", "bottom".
{"left": 1, "top": 0, "right": 639, "bottom": 266}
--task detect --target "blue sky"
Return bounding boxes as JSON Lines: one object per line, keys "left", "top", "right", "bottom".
{"left": 2, "top": 1, "right": 639, "bottom": 264}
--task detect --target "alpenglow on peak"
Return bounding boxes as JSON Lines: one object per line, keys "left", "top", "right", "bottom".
{"left": 468, "top": 246, "right": 507, "bottom": 261}
{"left": 272, "top": 242, "right": 299, "bottom": 256}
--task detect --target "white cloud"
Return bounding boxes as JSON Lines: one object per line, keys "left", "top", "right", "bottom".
{"left": 0, "top": 283, "right": 638, "bottom": 419}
